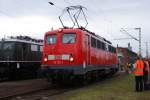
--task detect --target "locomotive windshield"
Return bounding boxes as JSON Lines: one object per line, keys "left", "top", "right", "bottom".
{"left": 46, "top": 35, "right": 57, "bottom": 44}
{"left": 62, "top": 33, "right": 76, "bottom": 44}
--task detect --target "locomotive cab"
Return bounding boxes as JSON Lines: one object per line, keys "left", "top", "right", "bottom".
{"left": 42, "top": 28, "right": 85, "bottom": 76}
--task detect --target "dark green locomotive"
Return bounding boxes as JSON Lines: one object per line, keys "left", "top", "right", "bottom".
{"left": 0, "top": 36, "right": 43, "bottom": 80}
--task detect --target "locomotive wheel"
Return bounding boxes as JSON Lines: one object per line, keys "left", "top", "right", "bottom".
{"left": 94, "top": 71, "right": 100, "bottom": 82}
{"left": 79, "top": 74, "right": 89, "bottom": 86}
{"left": 109, "top": 68, "right": 118, "bottom": 76}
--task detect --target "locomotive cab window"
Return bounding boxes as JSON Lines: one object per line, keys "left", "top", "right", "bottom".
{"left": 46, "top": 35, "right": 57, "bottom": 44}
{"left": 62, "top": 33, "right": 76, "bottom": 44}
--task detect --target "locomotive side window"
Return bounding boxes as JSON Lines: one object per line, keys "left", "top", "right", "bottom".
{"left": 112, "top": 47, "right": 116, "bottom": 53}
{"left": 108, "top": 45, "right": 112, "bottom": 52}
{"left": 62, "top": 33, "right": 76, "bottom": 44}
{"left": 0, "top": 42, "right": 1, "bottom": 49}
{"left": 3, "top": 42, "right": 14, "bottom": 50}
{"left": 102, "top": 42, "right": 106, "bottom": 50}
{"left": 40, "top": 46, "right": 43, "bottom": 52}
{"left": 31, "top": 44, "right": 38, "bottom": 51}
{"left": 105, "top": 44, "right": 109, "bottom": 51}
{"left": 46, "top": 35, "right": 57, "bottom": 44}
{"left": 108, "top": 45, "right": 116, "bottom": 53}
{"left": 91, "top": 37, "right": 96, "bottom": 48}
{"left": 97, "top": 40, "right": 101, "bottom": 49}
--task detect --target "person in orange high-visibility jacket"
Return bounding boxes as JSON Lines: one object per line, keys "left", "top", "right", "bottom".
{"left": 134, "top": 56, "right": 144, "bottom": 92}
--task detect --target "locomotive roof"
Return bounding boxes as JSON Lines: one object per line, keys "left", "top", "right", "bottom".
{"left": 0, "top": 38, "right": 43, "bottom": 45}
{"left": 47, "top": 27, "right": 112, "bottom": 45}
{"left": 78, "top": 27, "right": 112, "bottom": 45}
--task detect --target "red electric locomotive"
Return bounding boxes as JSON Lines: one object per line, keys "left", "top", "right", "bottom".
{"left": 41, "top": 5, "right": 118, "bottom": 84}
{"left": 41, "top": 27, "right": 118, "bottom": 83}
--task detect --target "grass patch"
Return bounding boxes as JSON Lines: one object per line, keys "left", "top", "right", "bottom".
{"left": 52, "top": 73, "right": 150, "bottom": 100}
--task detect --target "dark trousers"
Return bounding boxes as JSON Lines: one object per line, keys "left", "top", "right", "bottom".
{"left": 143, "top": 72, "right": 148, "bottom": 89}
{"left": 135, "top": 76, "right": 144, "bottom": 91}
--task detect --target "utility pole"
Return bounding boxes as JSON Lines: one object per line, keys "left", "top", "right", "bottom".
{"left": 134, "top": 27, "right": 141, "bottom": 57}
{"left": 145, "top": 42, "right": 148, "bottom": 58}
{"left": 117, "top": 27, "right": 142, "bottom": 57}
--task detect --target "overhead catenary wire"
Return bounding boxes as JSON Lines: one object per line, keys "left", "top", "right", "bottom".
{"left": 113, "top": 38, "right": 133, "bottom": 40}
{"left": 120, "top": 28, "right": 139, "bottom": 41}
{"left": 0, "top": 10, "right": 13, "bottom": 17}
{"left": 118, "top": 28, "right": 143, "bottom": 57}
{"left": 64, "top": 0, "right": 72, "bottom": 5}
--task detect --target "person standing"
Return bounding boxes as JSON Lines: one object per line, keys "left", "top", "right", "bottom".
{"left": 134, "top": 56, "right": 144, "bottom": 92}
{"left": 143, "top": 59, "right": 150, "bottom": 90}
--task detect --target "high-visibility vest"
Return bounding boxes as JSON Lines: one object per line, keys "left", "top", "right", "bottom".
{"left": 134, "top": 60, "right": 144, "bottom": 75}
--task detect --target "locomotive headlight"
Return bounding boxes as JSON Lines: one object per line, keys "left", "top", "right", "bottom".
{"left": 44, "top": 57, "right": 48, "bottom": 62}
{"left": 70, "top": 57, "right": 74, "bottom": 62}
{"left": 58, "top": 28, "right": 63, "bottom": 32}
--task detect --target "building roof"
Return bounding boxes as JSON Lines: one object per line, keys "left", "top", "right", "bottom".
{"left": 117, "top": 47, "right": 137, "bottom": 56}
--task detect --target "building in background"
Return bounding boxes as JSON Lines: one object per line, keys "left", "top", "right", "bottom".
{"left": 117, "top": 44, "right": 137, "bottom": 70}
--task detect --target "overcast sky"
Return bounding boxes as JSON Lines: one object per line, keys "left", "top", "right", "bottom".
{"left": 0, "top": 0, "right": 150, "bottom": 56}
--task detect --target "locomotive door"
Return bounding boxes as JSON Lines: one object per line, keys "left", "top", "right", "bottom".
{"left": 86, "top": 35, "right": 90, "bottom": 64}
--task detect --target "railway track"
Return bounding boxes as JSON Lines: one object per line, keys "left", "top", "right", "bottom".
{"left": 0, "top": 78, "right": 50, "bottom": 100}
{"left": 0, "top": 72, "right": 122, "bottom": 100}
{"left": 0, "top": 78, "right": 79, "bottom": 100}
{"left": 11, "top": 72, "right": 122, "bottom": 100}
{"left": 11, "top": 86, "right": 77, "bottom": 100}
